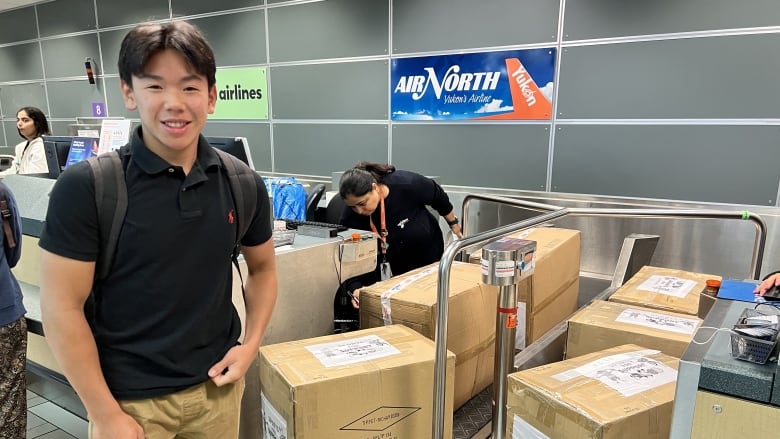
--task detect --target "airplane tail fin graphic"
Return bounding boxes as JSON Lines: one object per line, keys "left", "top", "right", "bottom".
{"left": 480, "top": 58, "right": 552, "bottom": 120}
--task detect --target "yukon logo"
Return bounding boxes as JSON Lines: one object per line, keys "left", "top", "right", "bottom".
{"left": 394, "top": 65, "right": 501, "bottom": 101}
{"left": 511, "top": 63, "right": 537, "bottom": 107}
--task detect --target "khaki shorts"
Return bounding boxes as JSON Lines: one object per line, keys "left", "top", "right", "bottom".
{"left": 91, "top": 378, "right": 245, "bottom": 439}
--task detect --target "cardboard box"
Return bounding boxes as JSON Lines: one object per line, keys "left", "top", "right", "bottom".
{"left": 609, "top": 266, "right": 722, "bottom": 316}
{"left": 258, "top": 325, "right": 454, "bottom": 439}
{"left": 359, "top": 262, "right": 497, "bottom": 410}
{"left": 507, "top": 344, "right": 678, "bottom": 439}
{"left": 566, "top": 300, "right": 702, "bottom": 359}
{"left": 470, "top": 227, "right": 581, "bottom": 347}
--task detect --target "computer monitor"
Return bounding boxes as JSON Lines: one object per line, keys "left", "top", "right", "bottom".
{"left": 207, "top": 137, "right": 255, "bottom": 170}
{"left": 42, "top": 136, "right": 75, "bottom": 179}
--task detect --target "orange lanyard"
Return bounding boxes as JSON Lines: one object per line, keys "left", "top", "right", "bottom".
{"left": 369, "top": 193, "right": 388, "bottom": 254}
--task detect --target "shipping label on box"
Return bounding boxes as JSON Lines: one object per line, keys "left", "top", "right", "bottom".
{"left": 258, "top": 325, "right": 455, "bottom": 439}
{"left": 567, "top": 300, "right": 702, "bottom": 359}
{"left": 507, "top": 344, "right": 678, "bottom": 439}
{"left": 609, "top": 266, "right": 722, "bottom": 316}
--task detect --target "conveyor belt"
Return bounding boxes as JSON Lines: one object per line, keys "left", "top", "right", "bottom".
{"left": 453, "top": 386, "right": 492, "bottom": 439}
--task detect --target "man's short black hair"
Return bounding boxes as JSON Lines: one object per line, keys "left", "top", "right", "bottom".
{"left": 118, "top": 21, "right": 216, "bottom": 89}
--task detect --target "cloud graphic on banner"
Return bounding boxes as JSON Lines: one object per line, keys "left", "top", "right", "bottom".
{"left": 475, "top": 99, "right": 514, "bottom": 114}
{"left": 539, "top": 82, "right": 554, "bottom": 103}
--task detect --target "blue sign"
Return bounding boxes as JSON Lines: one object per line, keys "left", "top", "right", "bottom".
{"left": 391, "top": 49, "right": 555, "bottom": 121}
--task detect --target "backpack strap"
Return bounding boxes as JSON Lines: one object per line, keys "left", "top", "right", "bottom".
{"left": 214, "top": 149, "right": 258, "bottom": 247}
{"left": 87, "top": 150, "right": 128, "bottom": 282}
{"left": 0, "top": 198, "right": 16, "bottom": 250}
{"left": 214, "top": 149, "right": 258, "bottom": 296}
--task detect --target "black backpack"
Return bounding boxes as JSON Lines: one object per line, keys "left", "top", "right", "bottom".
{"left": 86, "top": 147, "right": 259, "bottom": 283}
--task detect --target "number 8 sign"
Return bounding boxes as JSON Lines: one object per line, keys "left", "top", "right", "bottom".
{"left": 91, "top": 102, "right": 106, "bottom": 117}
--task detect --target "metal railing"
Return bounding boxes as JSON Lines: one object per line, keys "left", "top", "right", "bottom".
{"left": 431, "top": 194, "right": 768, "bottom": 438}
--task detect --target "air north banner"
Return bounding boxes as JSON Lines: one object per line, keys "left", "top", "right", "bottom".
{"left": 211, "top": 67, "right": 268, "bottom": 120}
{"left": 391, "top": 49, "right": 555, "bottom": 121}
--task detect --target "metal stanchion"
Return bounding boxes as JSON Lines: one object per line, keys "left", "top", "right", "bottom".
{"left": 481, "top": 238, "right": 537, "bottom": 439}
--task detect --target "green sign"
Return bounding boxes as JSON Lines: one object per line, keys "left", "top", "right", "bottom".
{"left": 211, "top": 67, "right": 268, "bottom": 120}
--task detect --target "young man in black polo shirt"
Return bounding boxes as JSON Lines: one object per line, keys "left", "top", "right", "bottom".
{"left": 38, "top": 21, "right": 277, "bottom": 438}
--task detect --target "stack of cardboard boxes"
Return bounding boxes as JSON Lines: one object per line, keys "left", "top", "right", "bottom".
{"left": 358, "top": 227, "right": 581, "bottom": 409}
{"left": 256, "top": 225, "right": 584, "bottom": 436}
{"left": 358, "top": 262, "right": 498, "bottom": 409}
{"left": 505, "top": 265, "right": 719, "bottom": 438}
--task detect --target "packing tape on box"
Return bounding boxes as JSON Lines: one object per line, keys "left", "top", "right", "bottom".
{"left": 455, "top": 333, "right": 496, "bottom": 366}
{"left": 380, "top": 266, "right": 439, "bottom": 325}
{"left": 530, "top": 276, "right": 578, "bottom": 310}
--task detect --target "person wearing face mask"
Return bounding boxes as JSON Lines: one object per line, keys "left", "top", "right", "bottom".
{"left": 338, "top": 162, "right": 463, "bottom": 309}
{"left": 0, "top": 107, "right": 51, "bottom": 176}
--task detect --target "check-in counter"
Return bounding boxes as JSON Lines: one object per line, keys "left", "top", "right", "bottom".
{"left": 4, "top": 174, "right": 374, "bottom": 439}
{"left": 671, "top": 298, "right": 780, "bottom": 438}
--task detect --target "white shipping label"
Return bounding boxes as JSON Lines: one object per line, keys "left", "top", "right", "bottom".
{"left": 581, "top": 356, "right": 677, "bottom": 397}
{"left": 636, "top": 275, "right": 696, "bottom": 298}
{"left": 515, "top": 301, "right": 527, "bottom": 350}
{"left": 261, "top": 392, "right": 288, "bottom": 439}
{"left": 305, "top": 335, "right": 401, "bottom": 368}
{"left": 615, "top": 308, "right": 700, "bottom": 335}
{"left": 552, "top": 349, "right": 660, "bottom": 382}
{"left": 513, "top": 415, "right": 550, "bottom": 439}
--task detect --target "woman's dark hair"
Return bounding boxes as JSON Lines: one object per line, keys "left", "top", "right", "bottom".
{"left": 118, "top": 20, "right": 216, "bottom": 89}
{"left": 339, "top": 162, "right": 396, "bottom": 198}
{"left": 16, "top": 106, "right": 50, "bottom": 140}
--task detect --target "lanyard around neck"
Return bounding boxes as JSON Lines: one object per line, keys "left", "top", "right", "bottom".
{"left": 368, "top": 189, "right": 387, "bottom": 254}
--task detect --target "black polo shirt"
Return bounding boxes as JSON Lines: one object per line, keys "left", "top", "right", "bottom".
{"left": 39, "top": 127, "right": 272, "bottom": 400}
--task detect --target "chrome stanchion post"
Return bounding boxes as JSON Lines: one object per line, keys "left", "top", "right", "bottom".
{"left": 481, "top": 238, "right": 536, "bottom": 439}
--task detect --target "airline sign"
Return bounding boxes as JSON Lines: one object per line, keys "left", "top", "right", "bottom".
{"left": 211, "top": 67, "right": 268, "bottom": 120}
{"left": 391, "top": 49, "right": 555, "bottom": 121}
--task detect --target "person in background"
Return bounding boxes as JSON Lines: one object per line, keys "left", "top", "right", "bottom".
{"left": 38, "top": 21, "right": 277, "bottom": 439}
{"left": 0, "top": 106, "right": 51, "bottom": 176}
{"left": 0, "top": 181, "right": 25, "bottom": 438}
{"left": 338, "top": 162, "right": 463, "bottom": 308}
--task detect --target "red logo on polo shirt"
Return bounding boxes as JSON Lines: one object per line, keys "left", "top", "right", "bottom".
{"left": 227, "top": 210, "right": 235, "bottom": 224}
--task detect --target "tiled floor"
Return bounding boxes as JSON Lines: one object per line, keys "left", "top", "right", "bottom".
{"left": 26, "top": 372, "right": 88, "bottom": 439}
